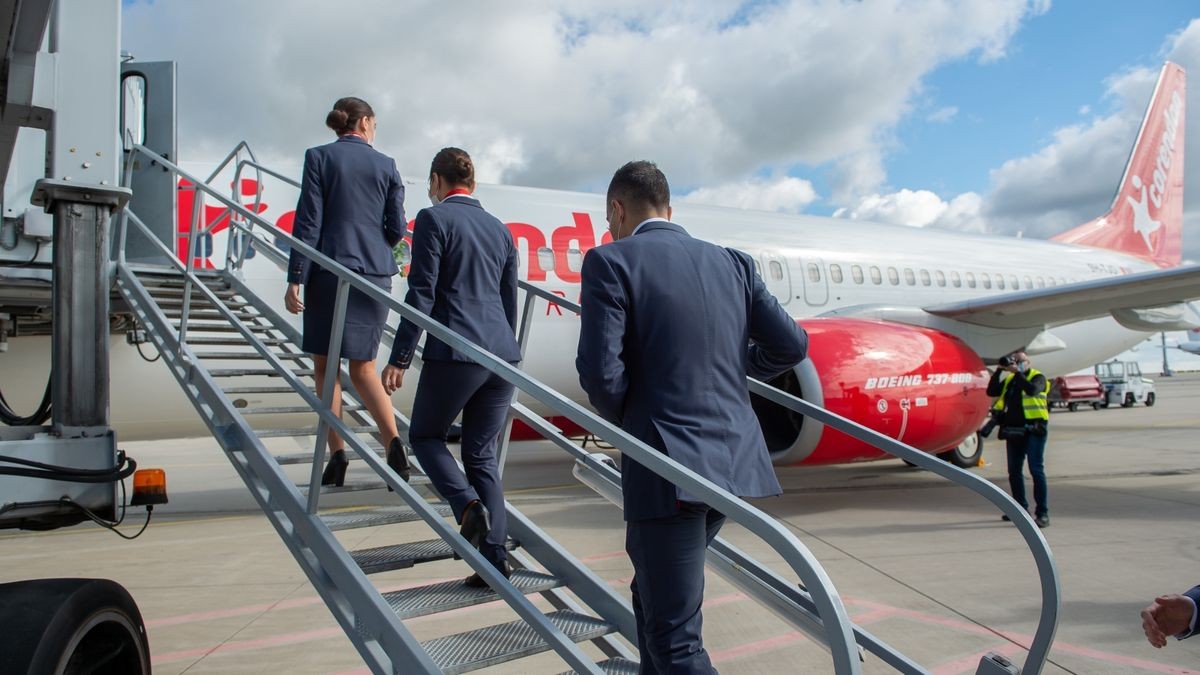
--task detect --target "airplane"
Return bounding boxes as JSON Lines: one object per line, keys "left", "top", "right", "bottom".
{"left": 1176, "top": 328, "right": 1200, "bottom": 354}
{"left": 3, "top": 64, "right": 1195, "bottom": 471}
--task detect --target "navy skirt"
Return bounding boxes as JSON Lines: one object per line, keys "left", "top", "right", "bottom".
{"left": 302, "top": 268, "right": 392, "bottom": 361}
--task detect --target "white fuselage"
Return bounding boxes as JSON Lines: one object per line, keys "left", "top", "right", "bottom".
{"left": 0, "top": 179, "right": 1155, "bottom": 439}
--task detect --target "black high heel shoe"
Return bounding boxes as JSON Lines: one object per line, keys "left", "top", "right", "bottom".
{"left": 387, "top": 437, "right": 411, "bottom": 483}
{"left": 321, "top": 449, "right": 348, "bottom": 487}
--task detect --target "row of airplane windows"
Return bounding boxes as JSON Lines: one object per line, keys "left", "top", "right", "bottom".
{"left": 760, "top": 259, "right": 1078, "bottom": 291}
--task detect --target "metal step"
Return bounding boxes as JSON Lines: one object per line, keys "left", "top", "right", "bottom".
{"left": 381, "top": 569, "right": 560, "bottom": 621}
{"left": 297, "top": 477, "right": 429, "bottom": 496}
{"left": 194, "top": 351, "right": 309, "bottom": 361}
{"left": 164, "top": 310, "right": 261, "bottom": 321}
{"left": 274, "top": 447, "right": 379, "bottom": 465}
{"left": 155, "top": 298, "right": 251, "bottom": 308}
{"left": 223, "top": 385, "right": 307, "bottom": 394}
{"left": 319, "top": 504, "right": 453, "bottom": 532}
{"left": 351, "top": 537, "right": 518, "bottom": 575}
{"left": 240, "top": 404, "right": 362, "bottom": 415}
{"left": 423, "top": 610, "right": 617, "bottom": 675}
{"left": 256, "top": 424, "right": 375, "bottom": 438}
{"left": 558, "top": 658, "right": 640, "bottom": 675}
{"left": 188, "top": 337, "right": 290, "bottom": 346}
{"left": 209, "top": 368, "right": 315, "bottom": 378}
{"left": 177, "top": 324, "right": 281, "bottom": 334}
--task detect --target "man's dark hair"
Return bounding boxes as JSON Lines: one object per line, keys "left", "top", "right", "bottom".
{"left": 607, "top": 161, "right": 670, "bottom": 209}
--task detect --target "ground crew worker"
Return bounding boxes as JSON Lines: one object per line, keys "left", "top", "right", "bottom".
{"left": 987, "top": 350, "right": 1051, "bottom": 528}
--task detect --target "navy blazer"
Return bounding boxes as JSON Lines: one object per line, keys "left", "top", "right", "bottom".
{"left": 1182, "top": 586, "right": 1200, "bottom": 639}
{"left": 389, "top": 195, "right": 522, "bottom": 368}
{"left": 576, "top": 221, "right": 808, "bottom": 521}
{"left": 287, "top": 135, "right": 406, "bottom": 284}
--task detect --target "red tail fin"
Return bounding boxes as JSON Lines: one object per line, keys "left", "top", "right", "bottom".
{"left": 1053, "top": 62, "right": 1186, "bottom": 268}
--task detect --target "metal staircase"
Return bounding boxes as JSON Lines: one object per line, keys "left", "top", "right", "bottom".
{"left": 109, "top": 142, "right": 1060, "bottom": 674}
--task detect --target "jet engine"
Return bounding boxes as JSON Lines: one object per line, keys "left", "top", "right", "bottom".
{"left": 753, "top": 318, "right": 991, "bottom": 465}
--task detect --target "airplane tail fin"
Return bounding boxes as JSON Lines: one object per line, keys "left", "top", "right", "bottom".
{"left": 1052, "top": 62, "right": 1186, "bottom": 268}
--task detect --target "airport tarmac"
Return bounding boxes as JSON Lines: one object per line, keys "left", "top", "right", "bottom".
{"left": 3, "top": 374, "right": 1200, "bottom": 674}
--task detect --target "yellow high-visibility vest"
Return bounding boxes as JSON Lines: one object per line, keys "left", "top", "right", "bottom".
{"left": 995, "top": 368, "right": 1049, "bottom": 421}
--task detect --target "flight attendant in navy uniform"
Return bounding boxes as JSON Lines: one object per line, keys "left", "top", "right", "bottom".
{"left": 382, "top": 147, "right": 521, "bottom": 586}
{"left": 284, "top": 97, "right": 411, "bottom": 488}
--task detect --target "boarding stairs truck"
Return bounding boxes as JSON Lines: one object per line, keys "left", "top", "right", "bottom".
{"left": 0, "top": 2, "right": 1058, "bottom": 673}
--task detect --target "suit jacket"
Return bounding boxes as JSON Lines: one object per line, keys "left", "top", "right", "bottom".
{"left": 1182, "top": 586, "right": 1200, "bottom": 639}
{"left": 576, "top": 221, "right": 807, "bottom": 521}
{"left": 389, "top": 195, "right": 522, "bottom": 368}
{"left": 287, "top": 135, "right": 406, "bottom": 284}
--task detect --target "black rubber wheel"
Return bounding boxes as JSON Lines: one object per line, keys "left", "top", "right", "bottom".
{"left": 0, "top": 578, "right": 150, "bottom": 675}
{"left": 1068, "top": 402, "right": 1079, "bottom": 412}
{"left": 937, "top": 432, "right": 984, "bottom": 468}
{"left": 1123, "top": 393, "right": 1136, "bottom": 408}
{"left": 1145, "top": 392, "right": 1156, "bottom": 407}
{"left": 1092, "top": 402, "right": 1102, "bottom": 410}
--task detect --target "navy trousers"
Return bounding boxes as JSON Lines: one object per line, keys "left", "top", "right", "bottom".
{"left": 409, "top": 360, "right": 514, "bottom": 566}
{"left": 1006, "top": 429, "right": 1049, "bottom": 518}
{"left": 626, "top": 503, "right": 726, "bottom": 675}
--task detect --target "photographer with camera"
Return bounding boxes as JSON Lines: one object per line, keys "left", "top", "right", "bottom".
{"left": 987, "top": 351, "right": 1051, "bottom": 528}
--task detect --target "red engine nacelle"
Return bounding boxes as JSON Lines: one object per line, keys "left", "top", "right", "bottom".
{"left": 753, "top": 318, "right": 991, "bottom": 465}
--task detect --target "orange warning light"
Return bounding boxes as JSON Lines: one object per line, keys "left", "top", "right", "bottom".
{"left": 130, "top": 468, "right": 168, "bottom": 507}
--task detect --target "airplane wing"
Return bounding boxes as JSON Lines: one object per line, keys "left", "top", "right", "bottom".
{"left": 922, "top": 264, "right": 1200, "bottom": 330}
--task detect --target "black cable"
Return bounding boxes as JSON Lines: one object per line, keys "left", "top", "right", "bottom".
{"left": 6, "top": 240, "right": 41, "bottom": 267}
{"left": 0, "top": 452, "right": 137, "bottom": 483}
{"left": 134, "top": 336, "right": 161, "bottom": 363}
{"left": 0, "top": 474, "right": 150, "bottom": 540}
{"left": 0, "top": 373, "right": 51, "bottom": 426}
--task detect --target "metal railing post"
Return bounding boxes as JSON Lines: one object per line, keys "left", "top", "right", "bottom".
{"left": 307, "top": 278, "right": 350, "bottom": 514}
{"left": 178, "top": 187, "right": 204, "bottom": 345}
{"left": 496, "top": 289, "right": 539, "bottom": 475}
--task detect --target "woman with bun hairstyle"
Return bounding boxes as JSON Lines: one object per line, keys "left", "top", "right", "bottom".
{"left": 383, "top": 148, "right": 521, "bottom": 586}
{"left": 284, "top": 96, "right": 411, "bottom": 488}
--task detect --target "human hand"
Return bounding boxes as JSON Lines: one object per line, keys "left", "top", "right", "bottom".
{"left": 284, "top": 283, "right": 304, "bottom": 314}
{"left": 1141, "top": 594, "right": 1195, "bottom": 648}
{"left": 381, "top": 364, "right": 405, "bottom": 395}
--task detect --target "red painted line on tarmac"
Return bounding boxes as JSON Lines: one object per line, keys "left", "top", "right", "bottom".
{"left": 152, "top": 626, "right": 343, "bottom": 665}
{"left": 845, "top": 597, "right": 1200, "bottom": 675}
{"left": 707, "top": 604, "right": 898, "bottom": 665}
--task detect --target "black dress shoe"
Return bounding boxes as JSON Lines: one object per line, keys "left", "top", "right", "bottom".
{"left": 464, "top": 560, "right": 512, "bottom": 588}
{"left": 321, "top": 449, "right": 349, "bottom": 487}
{"left": 386, "top": 437, "right": 411, "bottom": 483}
{"left": 460, "top": 500, "right": 491, "bottom": 551}
{"left": 1035, "top": 515, "right": 1050, "bottom": 528}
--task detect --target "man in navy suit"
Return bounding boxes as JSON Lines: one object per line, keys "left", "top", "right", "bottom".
{"left": 576, "top": 161, "right": 807, "bottom": 673}
{"left": 1141, "top": 586, "right": 1200, "bottom": 647}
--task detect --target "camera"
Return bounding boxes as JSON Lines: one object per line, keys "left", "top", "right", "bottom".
{"left": 997, "top": 355, "right": 1014, "bottom": 368}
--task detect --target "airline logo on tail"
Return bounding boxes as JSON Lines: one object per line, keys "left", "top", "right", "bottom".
{"left": 1127, "top": 89, "right": 1183, "bottom": 251}
{"left": 1052, "top": 63, "right": 1186, "bottom": 268}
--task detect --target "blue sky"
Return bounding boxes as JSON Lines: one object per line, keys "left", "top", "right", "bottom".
{"left": 816, "top": 2, "right": 1199, "bottom": 213}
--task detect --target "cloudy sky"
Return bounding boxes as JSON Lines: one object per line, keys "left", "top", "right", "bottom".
{"left": 121, "top": 1, "right": 1200, "bottom": 257}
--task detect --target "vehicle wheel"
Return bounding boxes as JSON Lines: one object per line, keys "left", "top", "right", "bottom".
{"left": 1145, "top": 392, "right": 1156, "bottom": 407}
{"left": 1092, "top": 402, "right": 1101, "bottom": 410}
{"left": 0, "top": 578, "right": 150, "bottom": 675}
{"left": 937, "top": 432, "right": 983, "bottom": 468}
{"left": 1068, "top": 402, "right": 1079, "bottom": 412}
{"left": 1123, "top": 393, "right": 1136, "bottom": 408}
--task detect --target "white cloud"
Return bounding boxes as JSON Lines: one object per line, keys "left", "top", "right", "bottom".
{"left": 835, "top": 189, "right": 985, "bottom": 231}
{"left": 681, "top": 176, "right": 818, "bottom": 213}
{"left": 121, "top": 0, "right": 1043, "bottom": 194}
{"left": 927, "top": 106, "right": 959, "bottom": 123}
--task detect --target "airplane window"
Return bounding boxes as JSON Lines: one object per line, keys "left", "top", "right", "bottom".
{"left": 829, "top": 264, "right": 843, "bottom": 283}
{"left": 903, "top": 268, "right": 916, "bottom": 285}
{"left": 887, "top": 267, "right": 900, "bottom": 285}
{"left": 851, "top": 265, "right": 864, "bottom": 284}
{"left": 965, "top": 272, "right": 977, "bottom": 288}
{"left": 537, "top": 247, "right": 554, "bottom": 272}
{"left": 981, "top": 272, "right": 992, "bottom": 289}
{"left": 753, "top": 259, "right": 761, "bottom": 274}
{"left": 1047, "top": 277, "right": 1057, "bottom": 287}
{"left": 1009, "top": 275, "right": 1019, "bottom": 289}
{"left": 950, "top": 271, "right": 961, "bottom": 288}
{"left": 919, "top": 269, "right": 931, "bottom": 286}
{"left": 807, "top": 263, "right": 821, "bottom": 283}
{"left": 1024, "top": 275, "right": 1033, "bottom": 288}
{"left": 566, "top": 247, "right": 583, "bottom": 272}
{"left": 1060, "top": 277, "right": 1069, "bottom": 285}
{"left": 1036, "top": 276, "right": 1046, "bottom": 288}
{"left": 769, "top": 260, "right": 784, "bottom": 281}
{"left": 934, "top": 270, "right": 945, "bottom": 287}
{"left": 996, "top": 275, "right": 1006, "bottom": 290}
{"left": 869, "top": 266, "right": 882, "bottom": 284}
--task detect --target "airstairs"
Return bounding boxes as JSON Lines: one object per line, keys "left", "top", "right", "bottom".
{"left": 111, "top": 142, "right": 1060, "bottom": 674}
